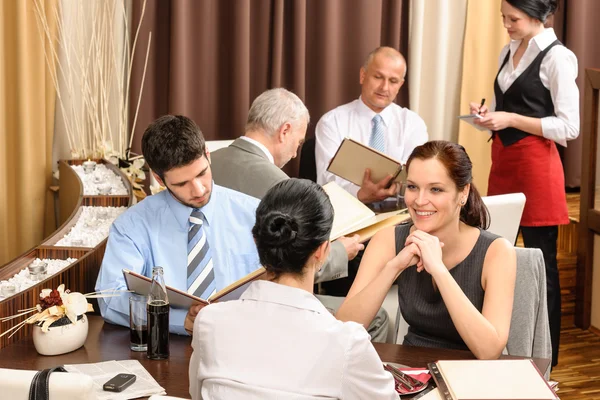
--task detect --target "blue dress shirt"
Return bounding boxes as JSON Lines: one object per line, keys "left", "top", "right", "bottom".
{"left": 95, "top": 184, "right": 260, "bottom": 335}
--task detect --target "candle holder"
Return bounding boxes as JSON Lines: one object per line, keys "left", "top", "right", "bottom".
{"left": 70, "top": 238, "right": 85, "bottom": 246}
{"left": 93, "top": 174, "right": 104, "bottom": 184}
{"left": 97, "top": 184, "right": 112, "bottom": 195}
{"left": 1, "top": 282, "right": 17, "bottom": 297}
{"left": 96, "top": 209, "right": 109, "bottom": 219}
{"left": 82, "top": 160, "right": 97, "bottom": 174}
{"left": 28, "top": 260, "right": 48, "bottom": 281}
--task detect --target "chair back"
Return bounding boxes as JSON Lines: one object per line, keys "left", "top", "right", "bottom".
{"left": 298, "top": 137, "right": 317, "bottom": 182}
{"left": 482, "top": 193, "right": 526, "bottom": 244}
{"left": 386, "top": 192, "right": 528, "bottom": 345}
{"left": 507, "top": 247, "right": 552, "bottom": 378}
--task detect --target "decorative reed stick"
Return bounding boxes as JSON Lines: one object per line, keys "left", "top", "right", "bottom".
{"left": 33, "top": 0, "right": 150, "bottom": 161}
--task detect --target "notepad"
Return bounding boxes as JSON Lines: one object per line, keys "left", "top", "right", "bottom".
{"left": 429, "top": 359, "right": 558, "bottom": 400}
{"left": 123, "top": 267, "right": 267, "bottom": 309}
{"left": 327, "top": 138, "right": 404, "bottom": 186}
{"left": 458, "top": 114, "right": 487, "bottom": 132}
{"left": 322, "top": 182, "right": 410, "bottom": 242}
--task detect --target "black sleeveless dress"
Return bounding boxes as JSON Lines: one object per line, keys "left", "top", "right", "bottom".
{"left": 395, "top": 224, "right": 500, "bottom": 350}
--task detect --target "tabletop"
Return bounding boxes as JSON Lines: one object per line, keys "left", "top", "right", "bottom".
{"left": 0, "top": 316, "right": 550, "bottom": 399}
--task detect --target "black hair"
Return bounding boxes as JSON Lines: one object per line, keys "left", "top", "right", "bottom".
{"left": 406, "top": 140, "right": 490, "bottom": 230}
{"left": 252, "top": 179, "right": 334, "bottom": 277}
{"left": 141, "top": 115, "right": 206, "bottom": 180}
{"left": 506, "top": 0, "right": 558, "bottom": 23}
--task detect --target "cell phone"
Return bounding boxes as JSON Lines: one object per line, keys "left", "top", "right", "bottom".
{"left": 103, "top": 373, "right": 136, "bottom": 392}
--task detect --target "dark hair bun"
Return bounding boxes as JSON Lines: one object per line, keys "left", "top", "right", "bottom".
{"left": 258, "top": 211, "right": 299, "bottom": 247}
{"left": 252, "top": 179, "right": 334, "bottom": 277}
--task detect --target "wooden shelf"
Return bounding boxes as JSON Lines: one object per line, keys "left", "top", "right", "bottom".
{"left": 0, "top": 159, "right": 134, "bottom": 349}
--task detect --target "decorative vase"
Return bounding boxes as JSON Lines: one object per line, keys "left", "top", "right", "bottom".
{"left": 32, "top": 314, "right": 89, "bottom": 356}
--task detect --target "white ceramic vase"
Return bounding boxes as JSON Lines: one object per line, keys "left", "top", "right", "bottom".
{"left": 32, "top": 314, "right": 88, "bottom": 356}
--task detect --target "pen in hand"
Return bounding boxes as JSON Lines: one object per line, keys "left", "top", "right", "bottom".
{"left": 478, "top": 98, "right": 486, "bottom": 115}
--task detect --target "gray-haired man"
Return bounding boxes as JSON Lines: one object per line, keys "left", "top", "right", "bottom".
{"left": 211, "top": 88, "right": 389, "bottom": 342}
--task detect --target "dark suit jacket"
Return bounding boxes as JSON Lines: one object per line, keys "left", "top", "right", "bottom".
{"left": 211, "top": 138, "right": 348, "bottom": 283}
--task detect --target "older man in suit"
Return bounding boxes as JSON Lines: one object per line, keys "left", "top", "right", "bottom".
{"left": 211, "top": 88, "right": 389, "bottom": 342}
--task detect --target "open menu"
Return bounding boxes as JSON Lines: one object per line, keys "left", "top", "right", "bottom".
{"left": 322, "top": 182, "right": 410, "bottom": 242}
{"left": 123, "top": 267, "right": 267, "bottom": 309}
{"left": 327, "top": 138, "right": 405, "bottom": 186}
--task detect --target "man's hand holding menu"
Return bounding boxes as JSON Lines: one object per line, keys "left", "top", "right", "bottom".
{"left": 326, "top": 138, "right": 403, "bottom": 204}
{"left": 357, "top": 169, "right": 398, "bottom": 204}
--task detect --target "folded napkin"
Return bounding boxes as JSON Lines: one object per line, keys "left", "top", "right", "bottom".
{"left": 0, "top": 368, "right": 95, "bottom": 400}
{"left": 384, "top": 364, "right": 431, "bottom": 396}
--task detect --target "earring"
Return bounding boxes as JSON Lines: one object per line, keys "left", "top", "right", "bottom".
{"left": 460, "top": 199, "right": 466, "bottom": 206}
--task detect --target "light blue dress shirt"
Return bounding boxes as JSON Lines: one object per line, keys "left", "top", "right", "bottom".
{"left": 95, "top": 184, "right": 260, "bottom": 335}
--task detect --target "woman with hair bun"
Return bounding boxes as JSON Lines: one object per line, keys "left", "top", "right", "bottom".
{"left": 189, "top": 178, "right": 397, "bottom": 400}
{"left": 470, "top": 0, "right": 578, "bottom": 367}
{"left": 337, "top": 141, "right": 517, "bottom": 360}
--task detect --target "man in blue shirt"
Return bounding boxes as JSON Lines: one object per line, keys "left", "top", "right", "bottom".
{"left": 95, "top": 115, "right": 260, "bottom": 335}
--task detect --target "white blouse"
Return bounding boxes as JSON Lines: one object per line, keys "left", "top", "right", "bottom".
{"left": 494, "top": 28, "right": 579, "bottom": 147}
{"left": 189, "top": 280, "right": 398, "bottom": 400}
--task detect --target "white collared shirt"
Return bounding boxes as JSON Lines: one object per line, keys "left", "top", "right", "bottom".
{"left": 189, "top": 280, "right": 398, "bottom": 400}
{"left": 495, "top": 28, "right": 579, "bottom": 147}
{"left": 239, "top": 135, "right": 275, "bottom": 164}
{"left": 315, "top": 97, "right": 428, "bottom": 197}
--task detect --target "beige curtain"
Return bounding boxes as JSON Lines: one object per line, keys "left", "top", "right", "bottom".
{"left": 0, "top": 1, "right": 58, "bottom": 265}
{"left": 52, "top": 0, "right": 132, "bottom": 166}
{"left": 457, "top": 0, "right": 508, "bottom": 194}
{"left": 408, "top": 0, "right": 468, "bottom": 142}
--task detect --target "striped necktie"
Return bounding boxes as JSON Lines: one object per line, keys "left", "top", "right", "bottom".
{"left": 369, "top": 114, "right": 386, "bottom": 153}
{"left": 187, "top": 209, "right": 216, "bottom": 299}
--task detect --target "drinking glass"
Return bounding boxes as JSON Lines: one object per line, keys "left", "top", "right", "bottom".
{"left": 129, "top": 294, "right": 148, "bottom": 351}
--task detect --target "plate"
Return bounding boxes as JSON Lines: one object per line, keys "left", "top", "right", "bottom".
{"left": 383, "top": 363, "right": 430, "bottom": 396}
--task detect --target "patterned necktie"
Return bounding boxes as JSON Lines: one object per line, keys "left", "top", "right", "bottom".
{"left": 187, "top": 209, "right": 216, "bottom": 299}
{"left": 369, "top": 114, "right": 386, "bottom": 153}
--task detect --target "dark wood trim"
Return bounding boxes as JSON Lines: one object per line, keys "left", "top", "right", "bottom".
{"left": 82, "top": 196, "right": 132, "bottom": 207}
{"left": 590, "top": 325, "right": 600, "bottom": 338}
{"left": 586, "top": 211, "right": 600, "bottom": 234}
{"left": 576, "top": 68, "right": 600, "bottom": 329}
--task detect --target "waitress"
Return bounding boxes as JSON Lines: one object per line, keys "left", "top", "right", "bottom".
{"left": 470, "top": 0, "right": 579, "bottom": 367}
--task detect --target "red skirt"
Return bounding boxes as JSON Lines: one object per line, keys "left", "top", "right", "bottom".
{"left": 488, "top": 135, "right": 569, "bottom": 227}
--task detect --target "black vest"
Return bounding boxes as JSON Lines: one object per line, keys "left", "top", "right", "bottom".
{"left": 493, "top": 40, "right": 561, "bottom": 146}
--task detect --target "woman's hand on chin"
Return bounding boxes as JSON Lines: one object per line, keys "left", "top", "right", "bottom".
{"left": 385, "top": 242, "right": 421, "bottom": 273}
{"left": 405, "top": 230, "right": 446, "bottom": 276}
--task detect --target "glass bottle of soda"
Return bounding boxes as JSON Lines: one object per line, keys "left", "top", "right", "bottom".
{"left": 147, "top": 266, "right": 169, "bottom": 360}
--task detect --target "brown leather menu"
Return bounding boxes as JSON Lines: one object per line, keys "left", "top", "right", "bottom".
{"left": 123, "top": 267, "right": 267, "bottom": 308}
{"left": 327, "top": 138, "right": 404, "bottom": 186}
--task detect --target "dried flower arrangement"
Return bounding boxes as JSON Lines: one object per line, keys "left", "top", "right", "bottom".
{"left": 0, "top": 284, "right": 123, "bottom": 338}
